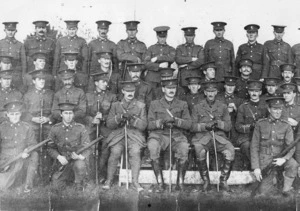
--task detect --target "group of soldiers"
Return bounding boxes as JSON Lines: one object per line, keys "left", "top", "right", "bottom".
{"left": 0, "top": 18, "right": 300, "bottom": 197}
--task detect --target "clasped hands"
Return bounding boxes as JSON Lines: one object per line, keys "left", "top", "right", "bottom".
{"left": 57, "top": 152, "right": 85, "bottom": 165}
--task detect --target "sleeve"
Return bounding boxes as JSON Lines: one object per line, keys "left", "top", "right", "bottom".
{"left": 235, "top": 46, "right": 242, "bottom": 72}
{"left": 144, "top": 47, "right": 160, "bottom": 72}
{"left": 204, "top": 41, "right": 210, "bottom": 62}
{"left": 262, "top": 44, "right": 270, "bottom": 78}
{"left": 74, "top": 91, "right": 87, "bottom": 120}
{"left": 23, "top": 93, "right": 34, "bottom": 122}
{"left": 112, "top": 43, "right": 119, "bottom": 72}
{"left": 156, "top": 46, "right": 176, "bottom": 63}
{"left": 175, "top": 46, "right": 192, "bottom": 65}
{"left": 51, "top": 92, "right": 61, "bottom": 122}
{"left": 47, "top": 127, "right": 60, "bottom": 159}
{"left": 52, "top": 39, "right": 61, "bottom": 76}
{"left": 174, "top": 102, "right": 192, "bottom": 130}
{"left": 130, "top": 104, "right": 147, "bottom": 131}
{"left": 235, "top": 105, "right": 252, "bottom": 134}
{"left": 20, "top": 44, "right": 27, "bottom": 76}
{"left": 81, "top": 40, "right": 89, "bottom": 73}
{"left": 282, "top": 125, "right": 295, "bottom": 161}
{"left": 106, "top": 103, "right": 123, "bottom": 129}
{"left": 80, "top": 127, "right": 91, "bottom": 158}
{"left": 116, "top": 41, "right": 139, "bottom": 62}
{"left": 287, "top": 44, "right": 293, "bottom": 65}
{"left": 230, "top": 43, "right": 236, "bottom": 75}
{"left": 250, "top": 123, "right": 261, "bottom": 170}
{"left": 26, "top": 125, "right": 38, "bottom": 148}
{"left": 147, "top": 101, "right": 162, "bottom": 130}
{"left": 219, "top": 104, "right": 232, "bottom": 132}
{"left": 188, "top": 47, "right": 205, "bottom": 68}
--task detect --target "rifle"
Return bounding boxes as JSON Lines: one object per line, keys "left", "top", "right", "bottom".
{"left": 95, "top": 100, "right": 100, "bottom": 185}
{"left": 0, "top": 139, "right": 51, "bottom": 172}
{"left": 251, "top": 136, "right": 300, "bottom": 196}
{"left": 121, "top": 61, "right": 128, "bottom": 80}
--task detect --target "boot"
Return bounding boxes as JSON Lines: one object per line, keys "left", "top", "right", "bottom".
{"left": 219, "top": 160, "right": 233, "bottom": 192}
{"left": 197, "top": 159, "right": 211, "bottom": 192}
{"left": 282, "top": 173, "right": 295, "bottom": 197}
{"left": 131, "top": 158, "right": 144, "bottom": 193}
{"left": 175, "top": 160, "right": 187, "bottom": 191}
{"left": 151, "top": 159, "right": 164, "bottom": 192}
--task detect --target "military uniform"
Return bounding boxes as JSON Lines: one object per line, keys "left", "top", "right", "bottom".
{"left": 292, "top": 42, "right": 300, "bottom": 76}
{"left": 235, "top": 77, "right": 250, "bottom": 100}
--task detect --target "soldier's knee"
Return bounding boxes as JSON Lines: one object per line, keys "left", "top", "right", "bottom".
{"left": 194, "top": 144, "right": 206, "bottom": 160}
{"left": 285, "top": 158, "right": 299, "bottom": 177}
{"left": 147, "top": 139, "right": 160, "bottom": 160}
{"left": 110, "top": 144, "right": 123, "bottom": 157}
{"left": 222, "top": 149, "right": 235, "bottom": 161}
{"left": 73, "top": 160, "right": 86, "bottom": 172}
{"left": 129, "top": 147, "right": 141, "bottom": 157}
{"left": 29, "top": 151, "right": 39, "bottom": 166}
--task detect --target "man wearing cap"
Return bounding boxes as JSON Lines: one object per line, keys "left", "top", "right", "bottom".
{"left": 0, "top": 101, "right": 38, "bottom": 192}
{"left": 117, "top": 21, "right": 147, "bottom": 79}
{"left": 23, "top": 69, "right": 54, "bottom": 180}
{"left": 0, "top": 22, "right": 26, "bottom": 91}
{"left": 144, "top": 26, "right": 176, "bottom": 88}
{"left": 199, "top": 61, "right": 224, "bottom": 93}
{"left": 148, "top": 78, "right": 191, "bottom": 191}
{"left": 251, "top": 97, "right": 298, "bottom": 197}
{"left": 216, "top": 76, "right": 243, "bottom": 143}
{"left": 0, "top": 69, "right": 23, "bottom": 123}
{"left": 51, "top": 69, "right": 86, "bottom": 125}
{"left": 52, "top": 20, "right": 88, "bottom": 75}
{"left": 48, "top": 102, "right": 90, "bottom": 190}
{"left": 236, "top": 24, "right": 264, "bottom": 80}
{"left": 103, "top": 81, "right": 147, "bottom": 192}
{"left": 277, "top": 64, "right": 296, "bottom": 94}
{"left": 262, "top": 25, "right": 292, "bottom": 79}
{"left": 191, "top": 81, "right": 235, "bottom": 192}
{"left": 24, "top": 21, "right": 55, "bottom": 73}
{"left": 235, "top": 59, "right": 254, "bottom": 100}
{"left": 236, "top": 80, "right": 268, "bottom": 169}
{"left": 88, "top": 20, "right": 118, "bottom": 74}
{"left": 86, "top": 72, "right": 117, "bottom": 183}
{"left": 204, "top": 22, "right": 235, "bottom": 80}
{"left": 175, "top": 27, "right": 205, "bottom": 89}
{"left": 182, "top": 76, "right": 204, "bottom": 113}
{"left": 260, "top": 77, "right": 281, "bottom": 103}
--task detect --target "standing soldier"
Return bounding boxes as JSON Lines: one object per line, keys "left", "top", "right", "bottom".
{"left": 191, "top": 81, "right": 235, "bottom": 192}
{"left": 262, "top": 25, "right": 292, "bottom": 79}
{"left": 175, "top": 27, "right": 205, "bottom": 91}
{"left": 251, "top": 97, "right": 298, "bottom": 197}
{"left": 102, "top": 81, "right": 147, "bottom": 192}
{"left": 236, "top": 24, "right": 264, "bottom": 80}
{"left": 147, "top": 78, "right": 192, "bottom": 192}
{"left": 204, "top": 22, "right": 235, "bottom": 80}
{"left": 52, "top": 20, "right": 88, "bottom": 75}
{"left": 0, "top": 101, "right": 38, "bottom": 192}
{"left": 292, "top": 29, "right": 300, "bottom": 76}
{"left": 0, "top": 22, "right": 26, "bottom": 91}
{"left": 88, "top": 20, "right": 117, "bottom": 74}
{"left": 24, "top": 21, "right": 55, "bottom": 74}
{"left": 144, "top": 26, "right": 175, "bottom": 88}
{"left": 117, "top": 21, "right": 147, "bottom": 80}
{"left": 86, "top": 72, "right": 117, "bottom": 183}
{"left": 48, "top": 102, "right": 90, "bottom": 191}
{"left": 235, "top": 80, "right": 268, "bottom": 169}
{"left": 235, "top": 59, "right": 254, "bottom": 100}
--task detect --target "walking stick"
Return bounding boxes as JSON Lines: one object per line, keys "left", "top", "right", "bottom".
{"left": 211, "top": 130, "right": 219, "bottom": 192}
{"left": 169, "top": 127, "right": 172, "bottom": 193}
{"left": 124, "top": 120, "right": 129, "bottom": 190}
{"left": 95, "top": 100, "right": 100, "bottom": 185}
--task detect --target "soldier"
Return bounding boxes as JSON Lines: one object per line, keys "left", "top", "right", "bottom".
{"left": 0, "top": 22, "right": 26, "bottom": 91}
{"left": 48, "top": 102, "right": 90, "bottom": 191}
{"left": 117, "top": 21, "right": 147, "bottom": 80}
{"left": 262, "top": 25, "right": 292, "bottom": 79}
{"left": 0, "top": 55, "right": 13, "bottom": 71}
{"left": 102, "top": 81, "right": 147, "bottom": 192}
{"left": 51, "top": 69, "right": 86, "bottom": 125}
{"left": 0, "top": 69, "right": 23, "bottom": 124}
{"left": 24, "top": 21, "right": 55, "bottom": 73}
{"left": 277, "top": 64, "right": 296, "bottom": 91}
{"left": 191, "top": 81, "right": 235, "bottom": 192}
{"left": 144, "top": 26, "right": 176, "bottom": 88}
{"left": 204, "top": 22, "right": 235, "bottom": 80}
{"left": 292, "top": 29, "right": 300, "bottom": 76}
{"left": 236, "top": 80, "right": 268, "bottom": 169}
{"left": 88, "top": 20, "right": 118, "bottom": 74}
{"left": 199, "top": 61, "right": 224, "bottom": 93}
{"left": 251, "top": 97, "right": 298, "bottom": 197}
{"left": 147, "top": 78, "right": 191, "bottom": 192}
{"left": 260, "top": 77, "right": 281, "bottom": 103}
{"left": 175, "top": 27, "right": 205, "bottom": 89}
{"left": 52, "top": 20, "right": 88, "bottom": 75}
{"left": 294, "top": 77, "right": 300, "bottom": 104}
{"left": 182, "top": 76, "right": 204, "bottom": 113}
{"left": 23, "top": 69, "right": 54, "bottom": 180}
{"left": 235, "top": 59, "right": 254, "bottom": 100}
{"left": 0, "top": 101, "right": 38, "bottom": 192}
{"left": 236, "top": 24, "right": 264, "bottom": 80}
{"left": 86, "top": 72, "right": 117, "bottom": 183}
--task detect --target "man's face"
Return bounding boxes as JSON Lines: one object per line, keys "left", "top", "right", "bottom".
{"left": 249, "top": 90, "right": 261, "bottom": 101}
{"left": 32, "top": 77, "right": 45, "bottom": 90}
{"left": 266, "top": 85, "right": 277, "bottom": 95}
{"left": 95, "top": 79, "right": 108, "bottom": 91}
{"left": 35, "top": 26, "right": 47, "bottom": 36}
{"left": 246, "top": 32, "right": 258, "bottom": 42}
{"left": 127, "top": 29, "right": 138, "bottom": 39}
{"left": 0, "top": 62, "right": 12, "bottom": 70}
{"left": 98, "top": 57, "right": 111, "bottom": 69}
{"left": 188, "top": 84, "right": 201, "bottom": 94}
{"left": 122, "top": 89, "right": 135, "bottom": 101}
{"left": 162, "top": 87, "right": 176, "bottom": 98}
{"left": 185, "top": 35, "right": 195, "bottom": 44}
{"left": 268, "top": 106, "right": 282, "bottom": 120}
{"left": 129, "top": 71, "right": 141, "bottom": 81}
{"left": 33, "top": 58, "right": 46, "bottom": 70}
{"left": 282, "top": 71, "right": 294, "bottom": 82}
{"left": 213, "top": 29, "right": 225, "bottom": 38}
{"left": 204, "top": 68, "right": 215, "bottom": 79}
{"left": 98, "top": 28, "right": 108, "bottom": 38}
{"left": 204, "top": 90, "right": 218, "bottom": 101}
{"left": 67, "top": 27, "right": 77, "bottom": 37}
{"left": 62, "top": 77, "right": 74, "bottom": 89}
{"left": 274, "top": 31, "right": 284, "bottom": 41}
{"left": 0, "top": 78, "right": 12, "bottom": 88}
{"left": 157, "top": 36, "right": 167, "bottom": 45}
{"left": 64, "top": 60, "right": 78, "bottom": 70}
{"left": 224, "top": 84, "right": 235, "bottom": 94}
{"left": 6, "top": 111, "right": 21, "bottom": 124}
{"left": 240, "top": 65, "right": 252, "bottom": 76}
{"left": 297, "top": 85, "right": 300, "bottom": 93}
{"left": 61, "top": 110, "right": 74, "bottom": 124}
{"left": 4, "top": 29, "right": 17, "bottom": 38}
{"left": 283, "top": 91, "right": 296, "bottom": 103}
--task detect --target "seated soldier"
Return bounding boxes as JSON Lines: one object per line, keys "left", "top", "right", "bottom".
{"left": 0, "top": 101, "right": 38, "bottom": 193}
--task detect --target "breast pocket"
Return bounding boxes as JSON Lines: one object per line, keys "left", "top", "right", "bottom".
{"left": 101, "top": 100, "right": 111, "bottom": 112}
{"left": 260, "top": 132, "right": 270, "bottom": 146}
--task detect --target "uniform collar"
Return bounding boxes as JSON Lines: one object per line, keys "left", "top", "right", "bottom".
{"left": 10, "top": 122, "right": 21, "bottom": 127}
{"left": 5, "top": 37, "right": 17, "bottom": 43}
{"left": 34, "top": 88, "right": 45, "bottom": 94}
{"left": 156, "top": 42, "right": 168, "bottom": 46}
{"left": 249, "top": 100, "right": 259, "bottom": 106}
{"left": 127, "top": 38, "right": 137, "bottom": 43}
{"left": 247, "top": 41, "right": 257, "bottom": 46}
{"left": 225, "top": 93, "right": 235, "bottom": 98}
{"left": 273, "top": 39, "right": 283, "bottom": 44}
{"left": 206, "top": 99, "right": 216, "bottom": 107}
{"left": 62, "top": 85, "right": 75, "bottom": 93}
{"left": 95, "top": 90, "right": 106, "bottom": 95}
{"left": 36, "top": 35, "right": 46, "bottom": 41}
{"left": 1, "top": 87, "right": 12, "bottom": 92}
{"left": 268, "top": 116, "right": 280, "bottom": 123}
{"left": 68, "top": 35, "right": 78, "bottom": 40}
{"left": 62, "top": 121, "right": 75, "bottom": 130}
{"left": 215, "top": 37, "right": 225, "bottom": 42}
{"left": 98, "top": 37, "right": 107, "bottom": 42}
{"left": 184, "top": 42, "right": 195, "bottom": 47}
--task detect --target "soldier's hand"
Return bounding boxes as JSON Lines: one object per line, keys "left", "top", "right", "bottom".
{"left": 122, "top": 112, "right": 132, "bottom": 120}
{"left": 57, "top": 155, "right": 68, "bottom": 165}
{"left": 228, "top": 103, "right": 237, "bottom": 111}
{"left": 259, "top": 78, "right": 264, "bottom": 82}
{"left": 273, "top": 158, "right": 286, "bottom": 166}
{"left": 21, "top": 149, "right": 30, "bottom": 159}
{"left": 288, "top": 118, "right": 298, "bottom": 127}
{"left": 137, "top": 57, "right": 142, "bottom": 63}
{"left": 41, "top": 117, "right": 50, "bottom": 124}
{"left": 151, "top": 57, "right": 158, "bottom": 63}
{"left": 92, "top": 118, "right": 101, "bottom": 124}
{"left": 254, "top": 168, "right": 262, "bottom": 182}
{"left": 32, "top": 117, "right": 43, "bottom": 124}
{"left": 159, "top": 62, "right": 168, "bottom": 68}
{"left": 95, "top": 112, "right": 103, "bottom": 120}
{"left": 71, "top": 152, "right": 85, "bottom": 160}
{"left": 192, "top": 57, "right": 198, "bottom": 61}
{"left": 205, "top": 122, "right": 217, "bottom": 131}
{"left": 164, "top": 122, "right": 174, "bottom": 129}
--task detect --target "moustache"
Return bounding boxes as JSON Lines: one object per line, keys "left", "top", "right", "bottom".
{"left": 128, "top": 95, "right": 133, "bottom": 98}
{"left": 169, "top": 92, "right": 175, "bottom": 95}
{"left": 39, "top": 31, "right": 45, "bottom": 34}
